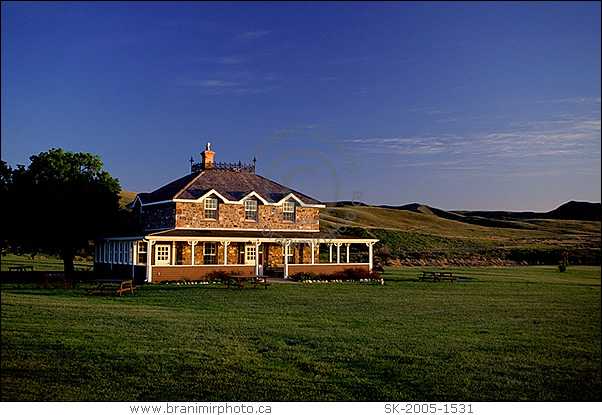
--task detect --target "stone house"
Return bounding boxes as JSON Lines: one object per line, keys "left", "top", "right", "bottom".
{"left": 95, "top": 144, "right": 378, "bottom": 283}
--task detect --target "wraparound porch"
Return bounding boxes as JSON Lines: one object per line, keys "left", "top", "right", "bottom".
{"left": 94, "top": 230, "right": 378, "bottom": 283}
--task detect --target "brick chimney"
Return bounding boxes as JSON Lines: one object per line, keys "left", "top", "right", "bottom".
{"left": 201, "top": 142, "right": 215, "bottom": 170}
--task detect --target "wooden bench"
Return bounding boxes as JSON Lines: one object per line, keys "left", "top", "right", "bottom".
{"left": 87, "top": 279, "right": 136, "bottom": 296}
{"left": 249, "top": 277, "right": 272, "bottom": 289}
{"left": 40, "top": 273, "right": 72, "bottom": 288}
{"left": 9, "top": 265, "right": 34, "bottom": 272}
{"left": 420, "top": 271, "right": 458, "bottom": 282}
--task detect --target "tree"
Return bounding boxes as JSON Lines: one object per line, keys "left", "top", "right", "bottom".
{"left": 4, "top": 149, "right": 122, "bottom": 274}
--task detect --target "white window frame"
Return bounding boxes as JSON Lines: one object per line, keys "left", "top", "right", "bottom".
{"left": 205, "top": 197, "right": 218, "bottom": 220}
{"left": 245, "top": 199, "right": 258, "bottom": 221}
{"left": 245, "top": 245, "right": 256, "bottom": 264}
{"left": 286, "top": 243, "right": 294, "bottom": 260}
{"left": 283, "top": 201, "right": 295, "bottom": 222}
{"left": 155, "top": 245, "right": 171, "bottom": 265}
{"left": 204, "top": 242, "right": 217, "bottom": 264}
{"left": 137, "top": 241, "right": 148, "bottom": 264}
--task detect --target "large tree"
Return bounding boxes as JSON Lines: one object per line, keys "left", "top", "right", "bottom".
{"left": 4, "top": 149, "right": 122, "bottom": 274}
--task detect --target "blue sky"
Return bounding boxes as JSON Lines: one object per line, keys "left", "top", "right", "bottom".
{"left": 2, "top": 1, "right": 600, "bottom": 211}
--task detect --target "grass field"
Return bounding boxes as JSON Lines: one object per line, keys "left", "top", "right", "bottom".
{"left": 1, "top": 266, "right": 600, "bottom": 402}
{"left": 1, "top": 253, "right": 93, "bottom": 272}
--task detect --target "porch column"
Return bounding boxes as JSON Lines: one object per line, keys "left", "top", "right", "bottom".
{"left": 329, "top": 243, "right": 333, "bottom": 263}
{"left": 346, "top": 243, "right": 351, "bottom": 263}
{"left": 283, "top": 240, "right": 290, "bottom": 279}
{"left": 336, "top": 243, "right": 342, "bottom": 264}
{"left": 171, "top": 241, "right": 175, "bottom": 265}
{"left": 254, "top": 240, "right": 261, "bottom": 276}
{"left": 131, "top": 241, "right": 136, "bottom": 280}
{"left": 188, "top": 241, "right": 198, "bottom": 265}
{"left": 311, "top": 241, "right": 316, "bottom": 265}
{"left": 147, "top": 240, "right": 155, "bottom": 283}
{"left": 220, "top": 241, "right": 230, "bottom": 265}
{"left": 366, "top": 242, "right": 375, "bottom": 270}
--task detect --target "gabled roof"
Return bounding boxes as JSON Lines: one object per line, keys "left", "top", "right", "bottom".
{"left": 131, "top": 170, "right": 324, "bottom": 207}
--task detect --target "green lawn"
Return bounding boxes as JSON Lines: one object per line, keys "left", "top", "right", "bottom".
{"left": 1, "top": 253, "right": 93, "bottom": 272}
{"left": 1, "top": 266, "right": 600, "bottom": 401}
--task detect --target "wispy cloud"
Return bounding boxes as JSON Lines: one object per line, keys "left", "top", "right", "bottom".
{"left": 235, "top": 29, "right": 272, "bottom": 43}
{"left": 533, "top": 96, "right": 601, "bottom": 105}
{"left": 171, "top": 74, "right": 279, "bottom": 96}
{"left": 192, "top": 55, "right": 248, "bottom": 64}
{"left": 347, "top": 110, "right": 601, "bottom": 179}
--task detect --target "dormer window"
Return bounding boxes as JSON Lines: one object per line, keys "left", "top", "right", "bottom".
{"left": 245, "top": 199, "right": 258, "bottom": 221}
{"left": 204, "top": 197, "right": 218, "bottom": 220}
{"left": 283, "top": 201, "right": 295, "bottom": 222}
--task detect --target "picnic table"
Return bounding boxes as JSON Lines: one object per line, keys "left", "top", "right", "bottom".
{"left": 87, "top": 279, "right": 136, "bottom": 296}
{"left": 420, "top": 271, "right": 458, "bottom": 282}
{"left": 9, "top": 265, "right": 34, "bottom": 272}
{"left": 39, "top": 273, "right": 72, "bottom": 288}
{"left": 226, "top": 275, "right": 272, "bottom": 291}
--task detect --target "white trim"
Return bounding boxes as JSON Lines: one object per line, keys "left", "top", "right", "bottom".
{"left": 98, "top": 234, "right": 378, "bottom": 245}
{"left": 97, "top": 237, "right": 146, "bottom": 242}
{"left": 240, "top": 190, "right": 270, "bottom": 206}
{"left": 143, "top": 235, "right": 378, "bottom": 244}
{"left": 279, "top": 193, "right": 304, "bottom": 206}
{"left": 135, "top": 192, "right": 325, "bottom": 209}
{"left": 195, "top": 189, "right": 231, "bottom": 204}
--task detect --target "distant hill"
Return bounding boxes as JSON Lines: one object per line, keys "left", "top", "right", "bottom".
{"left": 119, "top": 190, "right": 137, "bottom": 209}
{"left": 450, "top": 201, "right": 600, "bottom": 222}
{"left": 320, "top": 200, "right": 600, "bottom": 265}
{"left": 368, "top": 200, "right": 601, "bottom": 222}
{"left": 545, "top": 201, "right": 601, "bottom": 221}
{"left": 325, "top": 200, "right": 600, "bottom": 228}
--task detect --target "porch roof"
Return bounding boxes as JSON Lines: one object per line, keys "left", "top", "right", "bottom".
{"left": 143, "top": 228, "right": 378, "bottom": 244}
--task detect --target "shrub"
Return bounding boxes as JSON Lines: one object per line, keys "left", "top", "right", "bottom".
{"left": 288, "top": 271, "right": 317, "bottom": 282}
{"left": 332, "top": 267, "right": 382, "bottom": 282}
{"left": 204, "top": 270, "right": 230, "bottom": 282}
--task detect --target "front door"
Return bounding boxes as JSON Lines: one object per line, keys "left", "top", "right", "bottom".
{"left": 245, "top": 244, "right": 263, "bottom": 275}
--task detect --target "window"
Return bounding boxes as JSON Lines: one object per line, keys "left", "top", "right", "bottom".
{"left": 283, "top": 201, "right": 295, "bottom": 222}
{"left": 285, "top": 243, "right": 295, "bottom": 264}
{"left": 205, "top": 197, "right": 217, "bottom": 220}
{"left": 204, "top": 242, "right": 217, "bottom": 264}
{"left": 118, "top": 242, "right": 124, "bottom": 264}
{"left": 156, "top": 245, "right": 170, "bottom": 265}
{"left": 245, "top": 245, "right": 256, "bottom": 264}
{"left": 137, "top": 241, "right": 148, "bottom": 264}
{"left": 245, "top": 199, "right": 257, "bottom": 221}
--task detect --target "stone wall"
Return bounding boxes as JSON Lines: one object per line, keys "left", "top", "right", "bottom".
{"left": 173, "top": 201, "right": 320, "bottom": 231}
{"left": 265, "top": 242, "right": 317, "bottom": 266}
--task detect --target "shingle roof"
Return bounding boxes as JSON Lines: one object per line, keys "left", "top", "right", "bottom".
{"left": 133, "top": 170, "right": 323, "bottom": 206}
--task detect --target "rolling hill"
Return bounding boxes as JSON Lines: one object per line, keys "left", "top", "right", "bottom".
{"left": 320, "top": 201, "right": 600, "bottom": 266}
